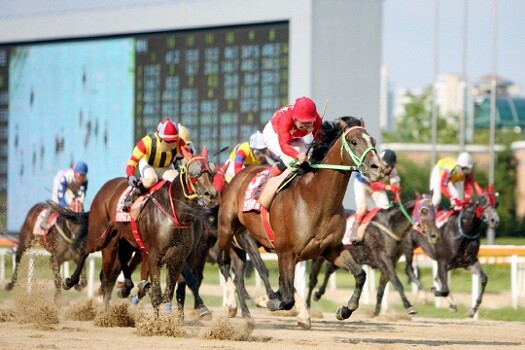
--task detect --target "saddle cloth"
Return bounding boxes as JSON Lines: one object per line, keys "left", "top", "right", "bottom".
{"left": 33, "top": 208, "right": 59, "bottom": 236}
{"left": 115, "top": 187, "right": 134, "bottom": 222}
{"left": 342, "top": 207, "right": 381, "bottom": 245}
{"left": 242, "top": 169, "right": 271, "bottom": 212}
{"left": 435, "top": 209, "right": 455, "bottom": 229}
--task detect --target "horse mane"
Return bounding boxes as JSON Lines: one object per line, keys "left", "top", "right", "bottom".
{"left": 309, "top": 116, "right": 362, "bottom": 164}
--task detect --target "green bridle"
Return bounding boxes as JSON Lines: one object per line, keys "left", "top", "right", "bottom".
{"left": 308, "top": 126, "right": 376, "bottom": 173}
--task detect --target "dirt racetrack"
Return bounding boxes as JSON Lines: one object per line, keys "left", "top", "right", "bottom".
{"left": 0, "top": 282, "right": 523, "bottom": 350}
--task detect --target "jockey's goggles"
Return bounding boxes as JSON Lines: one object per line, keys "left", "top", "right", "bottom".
{"left": 253, "top": 149, "right": 267, "bottom": 158}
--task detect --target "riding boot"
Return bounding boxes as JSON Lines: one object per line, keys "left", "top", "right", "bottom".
{"left": 122, "top": 187, "right": 142, "bottom": 212}
{"left": 349, "top": 213, "right": 366, "bottom": 244}
{"left": 268, "top": 161, "right": 287, "bottom": 178}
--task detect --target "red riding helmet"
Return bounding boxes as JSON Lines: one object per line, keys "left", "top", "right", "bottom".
{"left": 292, "top": 97, "right": 318, "bottom": 123}
{"left": 157, "top": 118, "right": 179, "bottom": 142}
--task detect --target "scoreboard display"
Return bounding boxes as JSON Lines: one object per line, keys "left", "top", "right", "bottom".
{"left": 134, "top": 21, "right": 289, "bottom": 155}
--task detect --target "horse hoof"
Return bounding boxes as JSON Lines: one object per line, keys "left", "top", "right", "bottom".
{"left": 469, "top": 309, "right": 476, "bottom": 318}
{"left": 228, "top": 307, "right": 237, "bottom": 318}
{"left": 336, "top": 306, "right": 353, "bottom": 321}
{"left": 313, "top": 292, "right": 321, "bottom": 301}
{"left": 298, "top": 318, "right": 311, "bottom": 330}
{"left": 5, "top": 283, "right": 14, "bottom": 291}
{"left": 266, "top": 299, "right": 283, "bottom": 311}
{"left": 62, "top": 278, "right": 74, "bottom": 290}
{"left": 450, "top": 304, "right": 458, "bottom": 312}
{"left": 197, "top": 307, "right": 212, "bottom": 321}
{"left": 117, "top": 288, "right": 130, "bottom": 299}
{"left": 407, "top": 306, "right": 418, "bottom": 315}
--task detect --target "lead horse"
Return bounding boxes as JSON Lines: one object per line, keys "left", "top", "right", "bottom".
{"left": 307, "top": 193, "right": 440, "bottom": 316}
{"left": 61, "top": 149, "right": 219, "bottom": 317}
{"left": 217, "top": 117, "right": 385, "bottom": 328}
{"left": 5, "top": 199, "right": 88, "bottom": 299}
{"left": 403, "top": 185, "right": 499, "bottom": 317}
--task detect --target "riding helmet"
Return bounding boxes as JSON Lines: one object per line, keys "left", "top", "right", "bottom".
{"left": 249, "top": 131, "right": 266, "bottom": 150}
{"left": 457, "top": 152, "right": 473, "bottom": 169}
{"left": 73, "top": 161, "right": 88, "bottom": 175}
{"left": 292, "top": 97, "right": 318, "bottom": 123}
{"left": 157, "top": 118, "right": 179, "bottom": 142}
{"left": 380, "top": 149, "right": 397, "bottom": 166}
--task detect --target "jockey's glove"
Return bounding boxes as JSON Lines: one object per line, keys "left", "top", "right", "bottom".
{"left": 128, "top": 175, "right": 138, "bottom": 188}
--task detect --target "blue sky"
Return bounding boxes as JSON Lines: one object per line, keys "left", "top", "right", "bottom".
{"left": 383, "top": 0, "right": 525, "bottom": 92}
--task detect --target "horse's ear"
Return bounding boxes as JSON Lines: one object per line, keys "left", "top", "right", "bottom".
{"left": 359, "top": 117, "right": 366, "bottom": 127}
{"left": 415, "top": 191, "right": 421, "bottom": 200}
{"left": 429, "top": 189, "right": 434, "bottom": 197}
{"left": 181, "top": 146, "right": 192, "bottom": 160}
{"left": 488, "top": 183, "right": 494, "bottom": 193}
{"left": 201, "top": 146, "right": 208, "bottom": 158}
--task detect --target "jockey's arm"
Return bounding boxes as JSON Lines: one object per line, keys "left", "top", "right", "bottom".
{"left": 56, "top": 176, "right": 68, "bottom": 207}
{"left": 233, "top": 149, "right": 247, "bottom": 174}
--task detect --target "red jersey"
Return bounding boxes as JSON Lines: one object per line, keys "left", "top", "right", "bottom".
{"left": 270, "top": 104, "right": 322, "bottom": 158}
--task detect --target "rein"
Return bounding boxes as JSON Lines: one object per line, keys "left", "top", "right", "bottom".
{"left": 309, "top": 126, "right": 375, "bottom": 172}
{"left": 454, "top": 208, "right": 480, "bottom": 240}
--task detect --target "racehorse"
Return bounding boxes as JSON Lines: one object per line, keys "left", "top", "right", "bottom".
{"left": 61, "top": 148, "right": 219, "bottom": 317}
{"left": 5, "top": 198, "right": 88, "bottom": 299}
{"left": 403, "top": 185, "right": 499, "bottom": 317}
{"left": 306, "top": 193, "right": 440, "bottom": 316}
{"left": 216, "top": 116, "right": 385, "bottom": 327}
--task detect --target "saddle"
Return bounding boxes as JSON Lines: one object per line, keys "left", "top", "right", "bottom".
{"left": 33, "top": 208, "right": 59, "bottom": 236}
{"left": 242, "top": 169, "right": 297, "bottom": 212}
{"left": 342, "top": 208, "right": 381, "bottom": 245}
{"left": 435, "top": 209, "right": 456, "bottom": 228}
{"left": 115, "top": 180, "right": 166, "bottom": 222}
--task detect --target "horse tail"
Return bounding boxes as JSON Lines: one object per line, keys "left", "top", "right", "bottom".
{"left": 45, "top": 200, "right": 89, "bottom": 252}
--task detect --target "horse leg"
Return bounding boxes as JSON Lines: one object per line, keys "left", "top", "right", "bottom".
{"left": 76, "top": 265, "right": 87, "bottom": 291}
{"left": 242, "top": 233, "right": 276, "bottom": 299}
{"left": 148, "top": 253, "right": 164, "bottom": 318}
{"left": 162, "top": 252, "right": 185, "bottom": 319}
{"left": 374, "top": 272, "right": 389, "bottom": 316}
{"left": 316, "top": 261, "right": 338, "bottom": 302}
{"left": 229, "top": 247, "right": 252, "bottom": 318}
{"left": 116, "top": 245, "right": 134, "bottom": 298}
{"left": 5, "top": 236, "right": 30, "bottom": 291}
{"left": 99, "top": 244, "right": 122, "bottom": 310}
{"left": 468, "top": 261, "right": 488, "bottom": 317}
{"left": 325, "top": 248, "right": 366, "bottom": 320}
{"left": 266, "top": 253, "right": 296, "bottom": 312}
{"left": 381, "top": 260, "right": 417, "bottom": 315}
{"left": 431, "top": 262, "right": 456, "bottom": 311}
{"left": 50, "top": 254, "right": 62, "bottom": 300}
{"left": 306, "top": 257, "right": 323, "bottom": 307}
{"left": 181, "top": 265, "right": 212, "bottom": 320}
{"left": 404, "top": 247, "right": 427, "bottom": 305}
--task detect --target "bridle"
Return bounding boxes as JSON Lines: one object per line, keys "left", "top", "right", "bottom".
{"left": 309, "top": 126, "right": 376, "bottom": 173}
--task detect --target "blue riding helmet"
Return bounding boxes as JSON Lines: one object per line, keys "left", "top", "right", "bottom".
{"left": 73, "top": 161, "right": 88, "bottom": 175}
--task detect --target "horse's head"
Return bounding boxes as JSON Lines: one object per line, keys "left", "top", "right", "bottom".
{"left": 180, "top": 147, "right": 219, "bottom": 208}
{"left": 413, "top": 193, "right": 439, "bottom": 245}
{"left": 472, "top": 184, "right": 500, "bottom": 229}
{"left": 339, "top": 117, "right": 384, "bottom": 182}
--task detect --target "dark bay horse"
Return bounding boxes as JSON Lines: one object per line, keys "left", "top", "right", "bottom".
{"left": 5, "top": 199, "right": 88, "bottom": 298}
{"left": 306, "top": 194, "right": 440, "bottom": 316}
{"left": 217, "top": 117, "right": 385, "bottom": 327}
{"left": 62, "top": 149, "right": 219, "bottom": 316}
{"left": 403, "top": 186, "right": 500, "bottom": 317}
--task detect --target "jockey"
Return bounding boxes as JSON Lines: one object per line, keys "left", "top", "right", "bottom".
{"left": 429, "top": 152, "right": 482, "bottom": 210}
{"left": 262, "top": 96, "right": 322, "bottom": 177}
{"left": 42, "top": 161, "right": 88, "bottom": 230}
{"left": 222, "top": 131, "right": 271, "bottom": 181}
{"left": 178, "top": 123, "right": 195, "bottom": 155}
{"left": 51, "top": 161, "right": 89, "bottom": 208}
{"left": 122, "top": 117, "right": 189, "bottom": 212}
{"left": 349, "top": 149, "right": 401, "bottom": 244}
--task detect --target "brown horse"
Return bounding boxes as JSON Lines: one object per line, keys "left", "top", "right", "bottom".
{"left": 307, "top": 193, "right": 440, "bottom": 316}
{"left": 5, "top": 199, "right": 88, "bottom": 299}
{"left": 216, "top": 117, "right": 385, "bottom": 328}
{"left": 61, "top": 149, "right": 219, "bottom": 316}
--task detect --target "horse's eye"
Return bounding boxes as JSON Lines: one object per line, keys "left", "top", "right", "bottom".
{"left": 420, "top": 208, "right": 429, "bottom": 217}
{"left": 188, "top": 162, "right": 202, "bottom": 177}
{"left": 478, "top": 196, "right": 489, "bottom": 208}
{"left": 350, "top": 139, "right": 357, "bottom": 146}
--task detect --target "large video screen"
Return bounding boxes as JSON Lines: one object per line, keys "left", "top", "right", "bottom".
{"left": 0, "top": 22, "right": 289, "bottom": 232}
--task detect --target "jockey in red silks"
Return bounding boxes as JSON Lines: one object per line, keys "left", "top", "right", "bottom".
{"left": 122, "top": 117, "right": 189, "bottom": 212}
{"left": 429, "top": 152, "right": 483, "bottom": 211}
{"left": 262, "top": 96, "right": 322, "bottom": 178}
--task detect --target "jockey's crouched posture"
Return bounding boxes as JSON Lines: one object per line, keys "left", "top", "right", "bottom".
{"left": 122, "top": 118, "right": 189, "bottom": 212}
